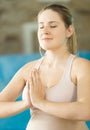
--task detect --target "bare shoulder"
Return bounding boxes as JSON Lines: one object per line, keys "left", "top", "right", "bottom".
{"left": 73, "top": 56, "right": 90, "bottom": 79}
{"left": 15, "top": 58, "right": 40, "bottom": 81}
{"left": 74, "top": 56, "right": 90, "bottom": 70}
{"left": 22, "top": 58, "right": 40, "bottom": 71}
{"left": 22, "top": 59, "right": 39, "bottom": 71}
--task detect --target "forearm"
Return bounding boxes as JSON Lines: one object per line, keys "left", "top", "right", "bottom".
{"left": 0, "top": 101, "right": 29, "bottom": 118}
{"left": 37, "top": 100, "right": 90, "bottom": 121}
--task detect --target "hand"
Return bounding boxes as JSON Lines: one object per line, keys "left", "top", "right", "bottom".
{"left": 22, "top": 81, "right": 33, "bottom": 108}
{"left": 29, "top": 69, "right": 45, "bottom": 108}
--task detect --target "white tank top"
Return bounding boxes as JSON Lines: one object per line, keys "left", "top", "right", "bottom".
{"left": 25, "top": 54, "right": 82, "bottom": 130}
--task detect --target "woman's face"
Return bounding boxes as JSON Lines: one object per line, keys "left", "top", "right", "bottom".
{"left": 38, "top": 9, "right": 72, "bottom": 51}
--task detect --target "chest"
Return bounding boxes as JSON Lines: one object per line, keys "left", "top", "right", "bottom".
{"left": 39, "top": 65, "right": 77, "bottom": 102}
{"left": 40, "top": 66, "right": 64, "bottom": 88}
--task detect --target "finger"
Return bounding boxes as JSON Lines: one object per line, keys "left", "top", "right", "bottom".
{"left": 26, "top": 80, "right": 30, "bottom": 92}
{"left": 26, "top": 80, "right": 29, "bottom": 87}
{"left": 34, "top": 69, "right": 40, "bottom": 85}
{"left": 31, "top": 69, "right": 36, "bottom": 86}
{"left": 30, "top": 71, "right": 34, "bottom": 86}
{"left": 32, "top": 69, "right": 39, "bottom": 87}
{"left": 33, "top": 69, "right": 38, "bottom": 86}
{"left": 29, "top": 71, "right": 35, "bottom": 93}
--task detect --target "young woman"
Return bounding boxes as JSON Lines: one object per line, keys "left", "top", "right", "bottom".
{"left": 0, "top": 4, "right": 90, "bottom": 130}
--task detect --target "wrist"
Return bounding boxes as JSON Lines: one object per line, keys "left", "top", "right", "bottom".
{"left": 23, "top": 100, "right": 30, "bottom": 109}
{"left": 37, "top": 99, "right": 47, "bottom": 110}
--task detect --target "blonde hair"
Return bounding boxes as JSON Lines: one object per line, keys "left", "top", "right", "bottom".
{"left": 38, "top": 4, "right": 77, "bottom": 54}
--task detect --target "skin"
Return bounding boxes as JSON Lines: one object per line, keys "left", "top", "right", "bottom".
{"left": 28, "top": 10, "right": 90, "bottom": 129}
{"left": 0, "top": 9, "right": 90, "bottom": 130}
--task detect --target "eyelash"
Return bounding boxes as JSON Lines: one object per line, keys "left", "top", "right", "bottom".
{"left": 50, "top": 25, "right": 57, "bottom": 28}
{"left": 39, "top": 25, "right": 57, "bottom": 29}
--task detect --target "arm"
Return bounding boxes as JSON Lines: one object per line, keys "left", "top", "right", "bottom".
{"left": 0, "top": 101, "right": 29, "bottom": 118}
{"left": 29, "top": 58, "right": 90, "bottom": 121}
{"left": 0, "top": 64, "right": 31, "bottom": 118}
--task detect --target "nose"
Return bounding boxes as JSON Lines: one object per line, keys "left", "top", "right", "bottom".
{"left": 42, "top": 26, "right": 50, "bottom": 34}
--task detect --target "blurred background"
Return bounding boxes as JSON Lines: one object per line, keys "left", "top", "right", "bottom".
{"left": 0, "top": 0, "right": 90, "bottom": 54}
{"left": 0, "top": 0, "right": 90, "bottom": 130}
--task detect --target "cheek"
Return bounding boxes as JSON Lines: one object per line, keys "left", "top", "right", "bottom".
{"left": 37, "top": 30, "right": 39, "bottom": 39}
{"left": 55, "top": 30, "right": 66, "bottom": 40}
{"left": 53, "top": 31, "right": 67, "bottom": 46}
{"left": 38, "top": 30, "right": 42, "bottom": 38}
{"left": 37, "top": 31, "right": 43, "bottom": 47}
{"left": 37, "top": 31, "right": 41, "bottom": 42}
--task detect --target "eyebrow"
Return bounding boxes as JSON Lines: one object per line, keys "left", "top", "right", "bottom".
{"left": 39, "top": 21, "right": 59, "bottom": 24}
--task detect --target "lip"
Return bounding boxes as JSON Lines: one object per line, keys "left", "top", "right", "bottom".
{"left": 42, "top": 38, "right": 53, "bottom": 40}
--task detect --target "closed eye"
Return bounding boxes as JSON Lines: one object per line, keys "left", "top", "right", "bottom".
{"left": 39, "top": 26, "right": 44, "bottom": 29}
{"left": 39, "top": 25, "right": 57, "bottom": 29}
{"left": 50, "top": 25, "right": 57, "bottom": 28}
{"left": 38, "top": 25, "right": 44, "bottom": 29}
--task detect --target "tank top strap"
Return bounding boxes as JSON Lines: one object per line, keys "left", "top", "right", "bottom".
{"left": 34, "top": 57, "right": 44, "bottom": 70}
{"left": 64, "top": 54, "right": 76, "bottom": 79}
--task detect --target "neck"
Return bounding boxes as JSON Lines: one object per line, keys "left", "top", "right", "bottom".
{"left": 44, "top": 47, "right": 71, "bottom": 67}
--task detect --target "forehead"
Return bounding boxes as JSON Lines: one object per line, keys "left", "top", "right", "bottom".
{"left": 38, "top": 9, "right": 62, "bottom": 23}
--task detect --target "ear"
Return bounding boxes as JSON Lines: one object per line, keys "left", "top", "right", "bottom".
{"left": 66, "top": 25, "right": 74, "bottom": 38}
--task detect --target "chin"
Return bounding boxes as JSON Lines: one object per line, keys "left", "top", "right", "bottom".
{"left": 42, "top": 47, "right": 55, "bottom": 51}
